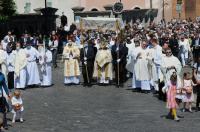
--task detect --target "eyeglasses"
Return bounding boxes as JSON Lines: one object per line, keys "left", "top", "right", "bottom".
{"left": 166, "top": 52, "right": 172, "bottom": 53}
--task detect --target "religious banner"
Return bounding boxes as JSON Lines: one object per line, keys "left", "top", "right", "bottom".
{"left": 79, "top": 17, "right": 124, "bottom": 31}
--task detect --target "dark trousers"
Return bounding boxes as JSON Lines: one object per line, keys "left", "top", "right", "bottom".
{"left": 82, "top": 61, "right": 94, "bottom": 85}
{"left": 3, "top": 112, "right": 7, "bottom": 128}
{"left": 158, "top": 81, "right": 166, "bottom": 101}
{"left": 114, "top": 63, "right": 126, "bottom": 85}
{"left": 7, "top": 72, "right": 14, "bottom": 89}
{"left": 193, "top": 49, "right": 200, "bottom": 62}
{"left": 196, "top": 85, "right": 200, "bottom": 107}
{"left": 51, "top": 49, "right": 58, "bottom": 67}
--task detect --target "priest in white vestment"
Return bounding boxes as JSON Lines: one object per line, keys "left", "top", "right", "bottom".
{"left": 14, "top": 42, "right": 27, "bottom": 89}
{"left": 25, "top": 43, "right": 41, "bottom": 86}
{"left": 93, "top": 42, "right": 113, "bottom": 84}
{"left": 38, "top": 45, "right": 52, "bottom": 87}
{"left": 125, "top": 37, "right": 135, "bottom": 74}
{"left": 133, "top": 41, "right": 151, "bottom": 92}
{"left": 148, "top": 38, "right": 163, "bottom": 92}
{"left": 161, "top": 48, "right": 182, "bottom": 91}
{"left": 130, "top": 40, "right": 141, "bottom": 89}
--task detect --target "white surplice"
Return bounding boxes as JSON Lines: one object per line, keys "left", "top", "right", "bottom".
{"left": 161, "top": 55, "right": 182, "bottom": 91}
{"left": 39, "top": 49, "right": 52, "bottom": 86}
{"left": 25, "top": 47, "right": 40, "bottom": 85}
{"left": 14, "top": 49, "right": 27, "bottom": 89}
{"left": 148, "top": 44, "right": 163, "bottom": 91}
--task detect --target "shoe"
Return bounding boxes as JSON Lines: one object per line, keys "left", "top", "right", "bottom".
{"left": 20, "top": 118, "right": 24, "bottom": 123}
{"left": 195, "top": 107, "right": 200, "bottom": 112}
{"left": 3, "top": 125, "right": 8, "bottom": 130}
{"left": 12, "top": 120, "right": 15, "bottom": 123}
{"left": 189, "top": 109, "right": 193, "bottom": 113}
{"left": 174, "top": 117, "right": 180, "bottom": 122}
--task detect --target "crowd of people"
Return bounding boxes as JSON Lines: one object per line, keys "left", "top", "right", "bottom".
{"left": 0, "top": 18, "right": 200, "bottom": 129}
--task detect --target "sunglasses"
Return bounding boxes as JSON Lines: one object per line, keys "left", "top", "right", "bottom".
{"left": 166, "top": 51, "right": 172, "bottom": 53}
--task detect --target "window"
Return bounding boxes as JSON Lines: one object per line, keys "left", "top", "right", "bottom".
{"left": 47, "top": 0, "right": 52, "bottom": 7}
{"left": 24, "top": 2, "right": 31, "bottom": 13}
{"left": 91, "top": 8, "right": 98, "bottom": 11}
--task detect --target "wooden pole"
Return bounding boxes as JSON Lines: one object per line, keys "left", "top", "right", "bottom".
{"left": 116, "top": 20, "right": 120, "bottom": 87}
{"left": 80, "top": 19, "right": 90, "bottom": 84}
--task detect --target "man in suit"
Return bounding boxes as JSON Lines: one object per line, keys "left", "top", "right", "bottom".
{"left": 80, "top": 39, "right": 97, "bottom": 87}
{"left": 111, "top": 38, "right": 128, "bottom": 87}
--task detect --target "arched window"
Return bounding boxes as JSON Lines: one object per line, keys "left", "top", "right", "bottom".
{"left": 91, "top": 8, "right": 98, "bottom": 11}
{"left": 134, "top": 7, "right": 141, "bottom": 10}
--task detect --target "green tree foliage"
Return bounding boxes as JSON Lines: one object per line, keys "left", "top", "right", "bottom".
{"left": 0, "top": 0, "right": 16, "bottom": 17}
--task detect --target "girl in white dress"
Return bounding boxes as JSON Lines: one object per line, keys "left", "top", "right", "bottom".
{"left": 182, "top": 72, "right": 196, "bottom": 112}
{"left": 11, "top": 90, "right": 24, "bottom": 123}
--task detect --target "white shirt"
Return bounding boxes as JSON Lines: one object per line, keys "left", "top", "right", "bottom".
{"left": 7, "top": 51, "right": 16, "bottom": 72}
{"left": 49, "top": 40, "right": 58, "bottom": 50}
{"left": 148, "top": 45, "right": 162, "bottom": 66}
{"left": 179, "top": 39, "right": 191, "bottom": 52}
{"left": 194, "top": 63, "right": 200, "bottom": 80}
{"left": 64, "top": 25, "right": 70, "bottom": 31}
{"left": 25, "top": 47, "right": 39, "bottom": 62}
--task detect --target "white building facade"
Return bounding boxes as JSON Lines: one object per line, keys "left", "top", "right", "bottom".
{"left": 14, "top": 0, "right": 168, "bottom": 25}
{"left": 14, "top": 0, "right": 81, "bottom": 24}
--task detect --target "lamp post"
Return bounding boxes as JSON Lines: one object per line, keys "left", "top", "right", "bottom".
{"left": 45, "top": 0, "right": 47, "bottom": 8}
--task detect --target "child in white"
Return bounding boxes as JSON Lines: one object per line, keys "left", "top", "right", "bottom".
{"left": 11, "top": 90, "right": 24, "bottom": 123}
{"left": 182, "top": 72, "right": 196, "bottom": 112}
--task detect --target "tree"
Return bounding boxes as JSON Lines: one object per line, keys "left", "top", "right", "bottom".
{"left": 0, "top": 0, "right": 16, "bottom": 17}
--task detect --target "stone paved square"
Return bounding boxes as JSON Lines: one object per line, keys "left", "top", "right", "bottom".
{"left": 4, "top": 65, "right": 200, "bottom": 132}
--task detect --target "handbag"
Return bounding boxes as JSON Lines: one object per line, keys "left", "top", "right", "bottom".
{"left": 186, "top": 87, "right": 192, "bottom": 94}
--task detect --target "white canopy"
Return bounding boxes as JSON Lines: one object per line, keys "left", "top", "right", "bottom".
{"left": 79, "top": 17, "right": 124, "bottom": 31}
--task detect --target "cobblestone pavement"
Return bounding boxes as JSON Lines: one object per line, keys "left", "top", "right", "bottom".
{"left": 5, "top": 65, "right": 200, "bottom": 132}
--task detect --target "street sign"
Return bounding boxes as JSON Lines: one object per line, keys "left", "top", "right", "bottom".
{"left": 176, "top": 4, "right": 182, "bottom": 13}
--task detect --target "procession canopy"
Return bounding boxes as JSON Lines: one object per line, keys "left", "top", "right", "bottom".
{"left": 79, "top": 17, "right": 124, "bottom": 32}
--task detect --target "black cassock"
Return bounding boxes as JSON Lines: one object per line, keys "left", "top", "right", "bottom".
{"left": 80, "top": 45, "right": 97, "bottom": 86}
{"left": 111, "top": 43, "right": 128, "bottom": 86}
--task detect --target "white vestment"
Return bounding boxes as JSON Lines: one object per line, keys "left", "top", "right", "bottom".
{"left": 161, "top": 55, "right": 182, "bottom": 90}
{"left": 126, "top": 42, "right": 135, "bottom": 72}
{"left": 148, "top": 45, "right": 163, "bottom": 91}
{"left": 14, "top": 49, "right": 27, "bottom": 89}
{"left": 132, "top": 47, "right": 151, "bottom": 90}
{"left": 39, "top": 49, "right": 52, "bottom": 86}
{"left": 25, "top": 47, "right": 40, "bottom": 85}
